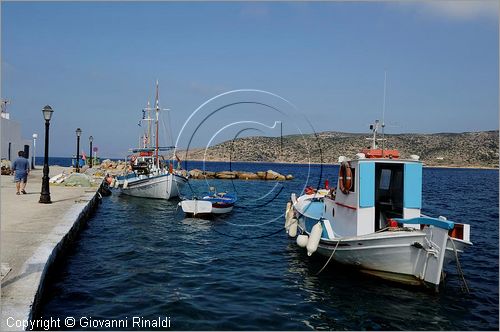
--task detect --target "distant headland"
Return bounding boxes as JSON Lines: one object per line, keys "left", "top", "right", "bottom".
{"left": 179, "top": 130, "right": 499, "bottom": 169}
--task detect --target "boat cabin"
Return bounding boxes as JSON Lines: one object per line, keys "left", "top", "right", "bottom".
{"left": 324, "top": 154, "right": 422, "bottom": 237}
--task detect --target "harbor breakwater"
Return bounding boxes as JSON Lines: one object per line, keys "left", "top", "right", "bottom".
{"left": 187, "top": 168, "right": 293, "bottom": 180}
{"left": 48, "top": 159, "right": 295, "bottom": 181}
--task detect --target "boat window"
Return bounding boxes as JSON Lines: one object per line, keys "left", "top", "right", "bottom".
{"left": 380, "top": 169, "right": 391, "bottom": 190}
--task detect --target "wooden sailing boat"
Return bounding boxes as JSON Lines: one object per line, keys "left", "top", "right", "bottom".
{"left": 113, "top": 81, "right": 188, "bottom": 199}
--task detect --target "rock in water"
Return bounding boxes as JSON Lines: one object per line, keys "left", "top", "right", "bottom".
{"left": 256, "top": 171, "right": 266, "bottom": 179}
{"left": 265, "top": 170, "right": 286, "bottom": 181}
{"left": 236, "top": 172, "right": 260, "bottom": 180}
{"left": 188, "top": 169, "right": 203, "bottom": 179}
{"left": 203, "top": 171, "right": 216, "bottom": 178}
{"left": 215, "top": 171, "right": 237, "bottom": 179}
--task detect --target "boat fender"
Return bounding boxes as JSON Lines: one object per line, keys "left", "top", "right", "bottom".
{"left": 288, "top": 218, "right": 298, "bottom": 237}
{"left": 297, "top": 234, "right": 309, "bottom": 248}
{"left": 123, "top": 180, "right": 129, "bottom": 189}
{"left": 284, "top": 202, "right": 293, "bottom": 228}
{"left": 284, "top": 216, "right": 291, "bottom": 230}
{"left": 285, "top": 201, "right": 292, "bottom": 218}
{"left": 307, "top": 222, "right": 323, "bottom": 256}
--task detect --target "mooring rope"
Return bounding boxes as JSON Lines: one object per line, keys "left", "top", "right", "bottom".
{"left": 315, "top": 238, "right": 341, "bottom": 276}
{"left": 449, "top": 236, "right": 470, "bottom": 294}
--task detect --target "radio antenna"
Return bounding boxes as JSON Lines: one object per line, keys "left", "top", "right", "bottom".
{"left": 382, "top": 71, "right": 387, "bottom": 153}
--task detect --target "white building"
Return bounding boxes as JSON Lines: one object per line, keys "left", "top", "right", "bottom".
{"left": 1, "top": 105, "right": 31, "bottom": 161}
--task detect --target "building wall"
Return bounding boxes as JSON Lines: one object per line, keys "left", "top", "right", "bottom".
{"left": 1, "top": 117, "right": 31, "bottom": 161}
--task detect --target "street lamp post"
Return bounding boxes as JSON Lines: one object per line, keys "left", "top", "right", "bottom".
{"left": 75, "top": 128, "right": 82, "bottom": 173}
{"left": 32, "top": 133, "right": 38, "bottom": 169}
{"left": 89, "top": 136, "right": 93, "bottom": 168}
{"left": 39, "top": 106, "right": 53, "bottom": 204}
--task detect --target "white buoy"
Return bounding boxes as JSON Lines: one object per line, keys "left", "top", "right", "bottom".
{"left": 284, "top": 202, "right": 293, "bottom": 229}
{"left": 296, "top": 234, "right": 309, "bottom": 248}
{"left": 307, "top": 222, "right": 323, "bottom": 256}
{"left": 288, "top": 219, "right": 298, "bottom": 237}
{"left": 123, "top": 180, "right": 129, "bottom": 189}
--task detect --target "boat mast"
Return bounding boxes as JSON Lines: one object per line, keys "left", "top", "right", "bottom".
{"left": 371, "top": 120, "right": 379, "bottom": 149}
{"left": 382, "top": 71, "right": 387, "bottom": 154}
{"left": 146, "top": 100, "right": 152, "bottom": 148}
{"left": 155, "top": 80, "right": 160, "bottom": 168}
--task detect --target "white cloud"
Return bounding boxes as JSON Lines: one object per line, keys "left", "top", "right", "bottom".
{"left": 396, "top": 0, "right": 498, "bottom": 21}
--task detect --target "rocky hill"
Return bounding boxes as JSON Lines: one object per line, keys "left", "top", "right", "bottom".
{"left": 181, "top": 131, "right": 499, "bottom": 168}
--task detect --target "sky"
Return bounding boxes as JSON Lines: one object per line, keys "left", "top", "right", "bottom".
{"left": 1, "top": 1, "right": 498, "bottom": 158}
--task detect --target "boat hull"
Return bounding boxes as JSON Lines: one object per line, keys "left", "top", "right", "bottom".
{"left": 292, "top": 196, "right": 472, "bottom": 287}
{"left": 211, "top": 205, "right": 234, "bottom": 214}
{"left": 180, "top": 200, "right": 234, "bottom": 216}
{"left": 119, "top": 173, "right": 187, "bottom": 200}
{"left": 314, "top": 232, "right": 426, "bottom": 278}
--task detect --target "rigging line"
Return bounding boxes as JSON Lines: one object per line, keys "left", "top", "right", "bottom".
{"left": 315, "top": 237, "right": 342, "bottom": 276}
{"left": 162, "top": 107, "right": 175, "bottom": 150}
{"left": 233, "top": 185, "right": 284, "bottom": 210}
{"left": 449, "top": 236, "right": 470, "bottom": 294}
{"left": 185, "top": 176, "right": 197, "bottom": 196}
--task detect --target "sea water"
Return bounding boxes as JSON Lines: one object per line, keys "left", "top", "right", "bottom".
{"left": 39, "top": 161, "right": 498, "bottom": 330}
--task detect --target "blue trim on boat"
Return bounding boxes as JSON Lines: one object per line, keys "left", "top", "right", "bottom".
{"left": 404, "top": 163, "right": 422, "bottom": 209}
{"left": 359, "top": 162, "right": 375, "bottom": 207}
{"left": 201, "top": 193, "right": 237, "bottom": 205}
{"left": 301, "top": 217, "right": 331, "bottom": 240}
{"left": 394, "top": 216, "right": 454, "bottom": 230}
{"left": 300, "top": 200, "right": 324, "bottom": 220}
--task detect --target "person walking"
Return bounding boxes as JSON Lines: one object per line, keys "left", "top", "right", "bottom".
{"left": 12, "top": 151, "right": 30, "bottom": 195}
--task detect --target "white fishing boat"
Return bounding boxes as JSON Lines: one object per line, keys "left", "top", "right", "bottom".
{"left": 113, "top": 81, "right": 188, "bottom": 200}
{"left": 285, "top": 120, "right": 472, "bottom": 289}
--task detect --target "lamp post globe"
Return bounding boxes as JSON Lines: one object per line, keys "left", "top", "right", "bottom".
{"left": 39, "top": 105, "right": 53, "bottom": 204}
{"left": 75, "top": 128, "right": 82, "bottom": 173}
{"left": 42, "top": 105, "right": 53, "bottom": 121}
{"left": 89, "top": 135, "right": 93, "bottom": 168}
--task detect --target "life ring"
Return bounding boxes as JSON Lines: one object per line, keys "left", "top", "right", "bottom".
{"left": 338, "top": 162, "right": 352, "bottom": 195}
{"left": 130, "top": 155, "right": 137, "bottom": 163}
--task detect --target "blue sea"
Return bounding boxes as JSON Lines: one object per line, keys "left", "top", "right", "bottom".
{"left": 39, "top": 160, "right": 498, "bottom": 330}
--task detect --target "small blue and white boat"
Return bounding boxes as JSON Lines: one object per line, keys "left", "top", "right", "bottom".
{"left": 181, "top": 188, "right": 237, "bottom": 216}
{"left": 285, "top": 121, "right": 472, "bottom": 289}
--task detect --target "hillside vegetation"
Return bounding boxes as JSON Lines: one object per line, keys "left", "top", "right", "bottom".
{"left": 181, "top": 131, "right": 499, "bottom": 168}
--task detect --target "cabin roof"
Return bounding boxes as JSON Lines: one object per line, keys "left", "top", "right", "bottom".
{"left": 353, "top": 158, "right": 422, "bottom": 165}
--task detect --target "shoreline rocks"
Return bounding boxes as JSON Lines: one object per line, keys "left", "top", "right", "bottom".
{"left": 188, "top": 169, "right": 293, "bottom": 181}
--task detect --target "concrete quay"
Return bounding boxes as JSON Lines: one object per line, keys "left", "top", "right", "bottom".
{"left": 1, "top": 166, "right": 101, "bottom": 331}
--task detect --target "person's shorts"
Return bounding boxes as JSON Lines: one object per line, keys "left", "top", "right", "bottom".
{"left": 15, "top": 172, "right": 28, "bottom": 183}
